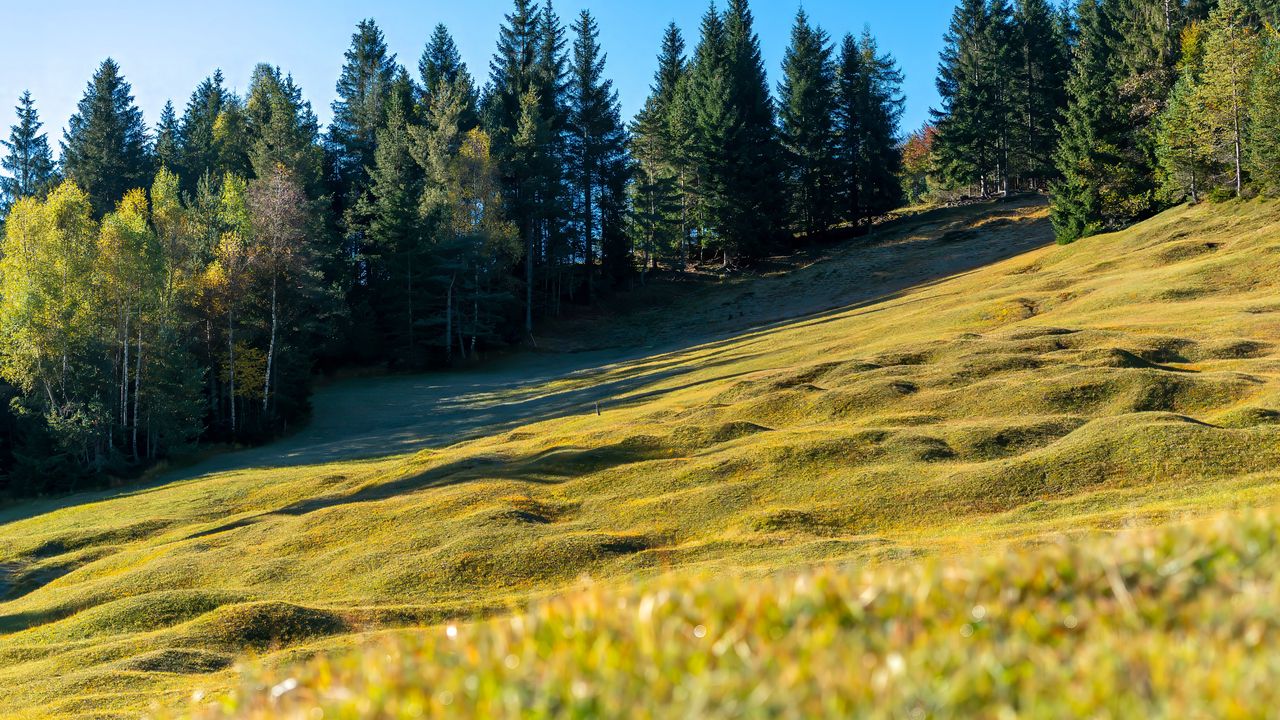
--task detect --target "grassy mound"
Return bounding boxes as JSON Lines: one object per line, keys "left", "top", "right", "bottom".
{"left": 194, "top": 509, "right": 1280, "bottom": 719}
{"left": 6, "top": 198, "right": 1280, "bottom": 716}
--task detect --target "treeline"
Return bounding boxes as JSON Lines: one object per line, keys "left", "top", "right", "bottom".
{"left": 924, "top": 0, "right": 1280, "bottom": 241}
{"left": 0, "top": 0, "right": 906, "bottom": 495}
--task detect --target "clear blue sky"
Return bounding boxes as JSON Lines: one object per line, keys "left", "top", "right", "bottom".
{"left": 0, "top": 0, "right": 954, "bottom": 157}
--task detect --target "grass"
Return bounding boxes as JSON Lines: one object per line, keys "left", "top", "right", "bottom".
{"left": 3, "top": 197, "right": 1280, "bottom": 716}
{"left": 192, "top": 508, "right": 1280, "bottom": 719}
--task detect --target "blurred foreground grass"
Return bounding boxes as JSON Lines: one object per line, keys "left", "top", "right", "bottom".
{"left": 196, "top": 508, "right": 1280, "bottom": 719}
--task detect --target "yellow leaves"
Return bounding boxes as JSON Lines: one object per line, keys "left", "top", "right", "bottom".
{"left": 223, "top": 342, "right": 267, "bottom": 400}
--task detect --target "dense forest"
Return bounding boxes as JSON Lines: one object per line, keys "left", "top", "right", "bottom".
{"left": 922, "top": 0, "right": 1280, "bottom": 241}
{"left": 0, "top": 0, "right": 905, "bottom": 495}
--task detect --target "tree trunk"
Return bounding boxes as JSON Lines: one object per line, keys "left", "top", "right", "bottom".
{"left": 133, "top": 323, "right": 142, "bottom": 461}
{"left": 263, "top": 274, "right": 277, "bottom": 415}
{"left": 446, "top": 274, "right": 455, "bottom": 363}
{"left": 228, "top": 310, "right": 236, "bottom": 437}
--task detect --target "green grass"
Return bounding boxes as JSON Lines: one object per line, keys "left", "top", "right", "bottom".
{"left": 4, "top": 197, "right": 1280, "bottom": 716}
{"left": 192, "top": 508, "right": 1280, "bottom": 719}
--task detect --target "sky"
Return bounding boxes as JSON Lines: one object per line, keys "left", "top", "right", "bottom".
{"left": 0, "top": 0, "right": 954, "bottom": 158}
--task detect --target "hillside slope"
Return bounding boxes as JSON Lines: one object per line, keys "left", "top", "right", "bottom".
{"left": 5, "top": 198, "right": 1280, "bottom": 717}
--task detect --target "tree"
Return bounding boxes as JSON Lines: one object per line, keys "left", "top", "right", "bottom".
{"left": 901, "top": 125, "right": 939, "bottom": 204}
{"left": 61, "top": 59, "right": 151, "bottom": 217}
{"left": 779, "top": 10, "right": 838, "bottom": 236}
{"left": 1, "top": 91, "right": 57, "bottom": 216}
{"left": 835, "top": 32, "right": 906, "bottom": 227}
{"left": 328, "top": 19, "right": 399, "bottom": 206}
{"left": 567, "top": 10, "right": 630, "bottom": 296}
{"left": 177, "top": 70, "right": 234, "bottom": 193}
{"left": 722, "top": 0, "right": 787, "bottom": 259}
{"left": 1195, "top": 0, "right": 1261, "bottom": 196}
{"left": 154, "top": 101, "right": 180, "bottom": 173}
{"left": 933, "top": 0, "right": 1018, "bottom": 195}
{"left": 1248, "top": 29, "right": 1280, "bottom": 195}
{"left": 0, "top": 182, "right": 108, "bottom": 474}
{"left": 1156, "top": 24, "right": 1209, "bottom": 202}
{"left": 249, "top": 166, "right": 316, "bottom": 419}
{"left": 1051, "top": 0, "right": 1140, "bottom": 241}
{"left": 1011, "top": 0, "right": 1071, "bottom": 186}
{"left": 419, "top": 24, "right": 479, "bottom": 130}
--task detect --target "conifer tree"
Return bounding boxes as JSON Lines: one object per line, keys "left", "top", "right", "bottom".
{"left": 933, "top": 0, "right": 1019, "bottom": 196}
{"left": 835, "top": 32, "right": 906, "bottom": 227}
{"left": 683, "top": 4, "right": 734, "bottom": 259}
{"left": 568, "top": 10, "right": 630, "bottom": 295}
{"left": 61, "top": 59, "right": 151, "bottom": 216}
{"left": 779, "top": 10, "right": 838, "bottom": 236}
{"left": 420, "top": 24, "right": 479, "bottom": 130}
{"left": 1156, "top": 24, "right": 1209, "bottom": 202}
{"left": 177, "top": 70, "right": 232, "bottom": 193}
{"left": 328, "top": 19, "right": 399, "bottom": 207}
{"left": 1051, "top": 0, "right": 1137, "bottom": 241}
{"left": 722, "top": 0, "right": 786, "bottom": 258}
{"left": 245, "top": 65, "right": 324, "bottom": 194}
{"left": 1, "top": 91, "right": 57, "bottom": 215}
{"left": 1248, "top": 30, "right": 1280, "bottom": 194}
{"left": 630, "top": 23, "right": 687, "bottom": 272}
{"left": 153, "top": 101, "right": 179, "bottom": 173}
{"left": 1012, "top": 0, "right": 1071, "bottom": 186}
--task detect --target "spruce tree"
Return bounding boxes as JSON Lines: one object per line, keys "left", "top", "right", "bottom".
{"left": 328, "top": 19, "right": 399, "bottom": 208}
{"left": 1156, "top": 24, "right": 1209, "bottom": 202}
{"left": 153, "top": 101, "right": 179, "bottom": 174}
{"left": 1012, "top": 0, "right": 1071, "bottom": 186}
{"left": 630, "top": 23, "right": 688, "bottom": 271}
{"left": 61, "top": 59, "right": 152, "bottom": 216}
{"left": 245, "top": 65, "right": 324, "bottom": 194}
{"left": 683, "top": 3, "right": 734, "bottom": 260}
{"left": 779, "top": 10, "right": 838, "bottom": 236}
{"left": 722, "top": 0, "right": 786, "bottom": 259}
{"left": 568, "top": 10, "right": 630, "bottom": 292}
{"left": 1248, "top": 31, "right": 1280, "bottom": 194}
{"left": 419, "top": 24, "right": 479, "bottom": 130}
{"left": 177, "top": 70, "right": 231, "bottom": 193}
{"left": 1, "top": 91, "right": 57, "bottom": 215}
{"left": 1051, "top": 0, "right": 1134, "bottom": 241}
{"left": 835, "top": 33, "right": 905, "bottom": 228}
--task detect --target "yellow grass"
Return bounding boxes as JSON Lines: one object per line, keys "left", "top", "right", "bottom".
{"left": 3, "top": 197, "right": 1280, "bottom": 717}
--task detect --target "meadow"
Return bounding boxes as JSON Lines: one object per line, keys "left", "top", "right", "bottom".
{"left": 4, "top": 197, "right": 1280, "bottom": 717}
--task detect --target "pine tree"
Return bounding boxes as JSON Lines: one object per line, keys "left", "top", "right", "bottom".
{"left": 835, "top": 32, "right": 906, "bottom": 228}
{"left": 630, "top": 23, "right": 687, "bottom": 273}
{"left": 177, "top": 70, "right": 232, "bottom": 193}
{"left": 779, "top": 10, "right": 838, "bottom": 236}
{"left": 246, "top": 65, "right": 324, "bottom": 194}
{"left": 1012, "top": 0, "right": 1071, "bottom": 186}
{"left": 568, "top": 10, "right": 630, "bottom": 296}
{"left": 153, "top": 101, "right": 179, "bottom": 173}
{"left": 1156, "top": 24, "right": 1209, "bottom": 202}
{"left": 1, "top": 91, "right": 57, "bottom": 215}
{"left": 61, "top": 59, "right": 152, "bottom": 216}
{"left": 328, "top": 19, "right": 399, "bottom": 208}
{"left": 933, "top": 0, "right": 1019, "bottom": 196}
{"left": 1051, "top": 0, "right": 1138, "bottom": 241}
{"left": 420, "top": 23, "right": 479, "bottom": 130}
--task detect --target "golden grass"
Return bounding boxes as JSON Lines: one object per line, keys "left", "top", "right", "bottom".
{"left": 4, "top": 197, "right": 1280, "bottom": 717}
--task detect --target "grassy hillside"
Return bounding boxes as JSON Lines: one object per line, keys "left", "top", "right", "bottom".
{"left": 4, "top": 197, "right": 1280, "bottom": 717}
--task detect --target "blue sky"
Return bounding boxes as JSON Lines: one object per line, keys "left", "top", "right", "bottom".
{"left": 0, "top": 1, "right": 954, "bottom": 155}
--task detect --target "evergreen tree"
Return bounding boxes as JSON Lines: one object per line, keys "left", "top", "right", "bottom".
{"left": 722, "top": 0, "right": 786, "bottom": 259}
{"left": 568, "top": 10, "right": 630, "bottom": 296}
{"left": 177, "top": 70, "right": 232, "bottom": 193}
{"left": 630, "top": 23, "right": 688, "bottom": 272}
{"left": 682, "top": 3, "right": 734, "bottom": 259}
{"left": 1156, "top": 23, "right": 1209, "bottom": 202}
{"left": 328, "top": 19, "right": 399, "bottom": 209}
{"left": 153, "top": 101, "right": 179, "bottom": 173}
{"left": 1051, "top": 0, "right": 1140, "bottom": 241}
{"left": 246, "top": 65, "right": 324, "bottom": 193}
{"left": 420, "top": 23, "right": 479, "bottom": 129}
{"left": 933, "top": 0, "right": 1018, "bottom": 196}
{"left": 779, "top": 10, "right": 838, "bottom": 236}
{"left": 835, "top": 32, "right": 906, "bottom": 227}
{"left": 1, "top": 91, "right": 57, "bottom": 215}
{"left": 1012, "top": 0, "right": 1071, "bottom": 186}
{"left": 1248, "top": 29, "right": 1280, "bottom": 194}
{"left": 61, "top": 59, "right": 151, "bottom": 216}
{"left": 362, "top": 88, "right": 427, "bottom": 365}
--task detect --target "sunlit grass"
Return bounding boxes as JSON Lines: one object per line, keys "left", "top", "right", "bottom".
{"left": 4, "top": 198, "right": 1280, "bottom": 716}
